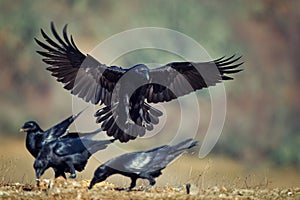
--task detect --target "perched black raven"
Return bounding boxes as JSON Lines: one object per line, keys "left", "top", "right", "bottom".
{"left": 88, "top": 138, "right": 197, "bottom": 190}
{"left": 34, "top": 137, "right": 114, "bottom": 185}
{"left": 35, "top": 22, "right": 243, "bottom": 142}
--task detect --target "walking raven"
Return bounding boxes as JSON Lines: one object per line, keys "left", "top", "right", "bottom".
{"left": 88, "top": 138, "right": 197, "bottom": 190}
{"left": 34, "top": 137, "right": 114, "bottom": 186}
{"left": 35, "top": 22, "right": 243, "bottom": 142}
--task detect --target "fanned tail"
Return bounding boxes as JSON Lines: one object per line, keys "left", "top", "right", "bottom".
{"left": 94, "top": 102, "right": 163, "bottom": 143}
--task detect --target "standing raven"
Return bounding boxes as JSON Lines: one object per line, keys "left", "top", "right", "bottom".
{"left": 20, "top": 109, "right": 100, "bottom": 158}
{"left": 20, "top": 109, "right": 104, "bottom": 180}
{"left": 20, "top": 109, "right": 88, "bottom": 158}
{"left": 34, "top": 137, "right": 114, "bottom": 185}
{"left": 35, "top": 22, "right": 243, "bottom": 142}
{"left": 88, "top": 138, "right": 197, "bottom": 190}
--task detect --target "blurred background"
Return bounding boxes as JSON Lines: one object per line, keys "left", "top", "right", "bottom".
{"left": 0, "top": 0, "right": 299, "bottom": 188}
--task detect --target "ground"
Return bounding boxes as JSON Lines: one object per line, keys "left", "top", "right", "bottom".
{"left": 0, "top": 179, "right": 299, "bottom": 199}
{"left": 0, "top": 137, "right": 299, "bottom": 199}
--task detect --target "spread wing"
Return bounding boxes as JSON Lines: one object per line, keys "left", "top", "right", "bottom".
{"left": 146, "top": 55, "right": 243, "bottom": 103}
{"left": 35, "top": 22, "right": 127, "bottom": 105}
{"left": 43, "top": 109, "right": 84, "bottom": 144}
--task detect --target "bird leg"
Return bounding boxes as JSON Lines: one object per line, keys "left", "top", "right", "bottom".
{"left": 35, "top": 168, "right": 44, "bottom": 187}
{"left": 36, "top": 179, "right": 40, "bottom": 187}
{"left": 54, "top": 169, "right": 67, "bottom": 179}
{"left": 126, "top": 177, "right": 137, "bottom": 191}
{"left": 88, "top": 177, "right": 97, "bottom": 190}
{"left": 114, "top": 177, "right": 138, "bottom": 191}
{"left": 140, "top": 173, "right": 156, "bottom": 191}
{"left": 139, "top": 109, "right": 147, "bottom": 127}
{"left": 65, "top": 161, "right": 76, "bottom": 178}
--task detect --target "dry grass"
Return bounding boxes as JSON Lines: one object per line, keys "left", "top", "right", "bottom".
{"left": 0, "top": 179, "right": 299, "bottom": 200}
{"left": 0, "top": 137, "right": 300, "bottom": 199}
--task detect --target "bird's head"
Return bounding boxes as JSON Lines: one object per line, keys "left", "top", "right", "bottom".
{"left": 20, "top": 121, "right": 42, "bottom": 133}
{"left": 34, "top": 159, "right": 48, "bottom": 179}
{"left": 88, "top": 165, "right": 110, "bottom": 189}
{"left": 132, "top": 64, "right": 150, "bottom": 80}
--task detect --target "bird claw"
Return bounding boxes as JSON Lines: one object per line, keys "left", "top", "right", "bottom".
{"left": 142, "top": 121, "right": 147, "bottom": 127}
{"left": 69, "top": 173, "right": 76, "bottom": 179}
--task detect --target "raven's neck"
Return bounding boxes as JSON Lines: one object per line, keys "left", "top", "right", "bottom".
{"left": 25, "top": 131, "right": 44, "bottom": 158}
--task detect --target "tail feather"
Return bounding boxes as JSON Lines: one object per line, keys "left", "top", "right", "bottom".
{"left": 94, "top": 102, "right": 162, "bottom": 142}
{"left": 149, "top": 139, "right": 198, "bottom": 170}
{"left": 169, "top": 139, "right": 198, "bottom": 154}
{"left": 144, "top": 103, "right": 163, "bottom": 116}
{"left": 85, "top": 139, "right": 115, "bottom": 155}
{"left": 145, "top": 123, "right": 154, "bottom": 131}
{"left": 107, "top": 118, "right": 118, "bottom": 135}
{"left": 95, "top": 104, "right": 116, "bottom": 116}
{"left": 143, "top": 107, "right": 159, "bottom": 125}
{"left": 164, "top": 139, "right": 198, "bottom": 164}
{"left": 102, "top": 116, "right": 114, "bottom": 131}
{"left": 95, "top": 110, "right": 112, "bottom": 123}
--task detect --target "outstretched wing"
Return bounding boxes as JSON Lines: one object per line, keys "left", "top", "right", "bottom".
{"left": 43, "top": 109, "right": 84, "bottom": 143}
{"left": 35, "top": 22, "right": 127, "bottom": 105}
{"left": 146, "top": 55, "right": 243, "bottom": 103}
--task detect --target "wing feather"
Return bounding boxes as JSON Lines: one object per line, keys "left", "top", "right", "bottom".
{"left": 35, "top": 22, "right": 127, "bottom": 105}
{"left": 146, "top": 55, "right": 243, "bottom": 103}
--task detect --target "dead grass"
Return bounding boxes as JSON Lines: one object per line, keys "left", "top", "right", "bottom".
{"left": 0, "top": 137, "right": 300, "bottom": 199}
{"left": 0, "top": 179, "right": 299, "bottom": 200}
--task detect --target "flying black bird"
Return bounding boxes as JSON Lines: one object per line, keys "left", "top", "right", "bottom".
{"left": 34, "top": 137, "right": 115, "bottom": 185}
{"left": 20, "top": 109, "right": 99, "bottom": 158}
{"left": 88, "top": 138, "right": 197, "bottom": 190}
{"left": 35, "top": 22, "right": 243, "bottom": 142}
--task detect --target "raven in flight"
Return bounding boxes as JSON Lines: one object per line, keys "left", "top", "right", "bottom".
{"left": 34, "top": 136, "right": 114, "bottom": 186}
{"left": 88, "top": 138, "right": 197, "bottom": 190}
{"left": 35, "top": 22, "right": 243, "bottom": 142}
